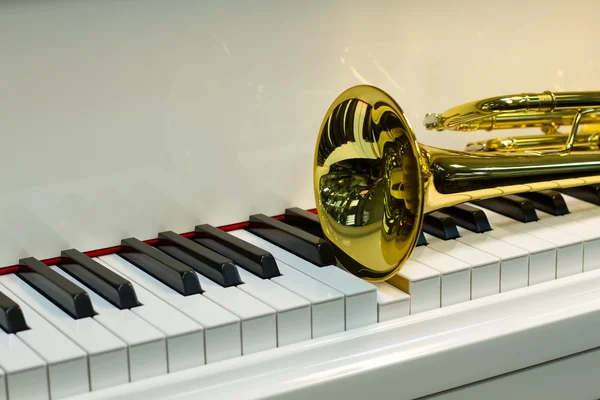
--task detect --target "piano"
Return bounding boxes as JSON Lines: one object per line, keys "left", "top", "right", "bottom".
{"left": 1, "top": 1, "right": 600, "bottom": 399}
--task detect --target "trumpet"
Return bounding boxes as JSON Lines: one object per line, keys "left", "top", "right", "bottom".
{"left": 314, "top": 85, "right": 600, "bottom": 281}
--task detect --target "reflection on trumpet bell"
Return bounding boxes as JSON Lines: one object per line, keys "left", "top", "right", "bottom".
{"left": 314, "top": 85, "right": 600, "bottom": 282}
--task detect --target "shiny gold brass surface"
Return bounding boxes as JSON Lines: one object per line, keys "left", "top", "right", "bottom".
{"left": 466, "top": 132, "right": 600, "bottom": 152}
{"left": 314, "top": 85, "right": 600, "bottom": 282}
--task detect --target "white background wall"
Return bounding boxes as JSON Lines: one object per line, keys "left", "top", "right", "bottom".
{"left": 0, "top": 0, "right": 598, "bottom": 264}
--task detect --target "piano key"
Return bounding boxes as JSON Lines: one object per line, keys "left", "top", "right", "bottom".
{"left": 0, "top": 273, "right": 129, "bottom": 391}
{"left": 558, "top": 184, "right": 600, "bottom": 206}
{"left": 194, "top": 224, "right": 280, "bottom": 279}
{"left": 0, "top": 284, "right": 89, "bottom": 398}
{"left": 422, "top": 211, "right": 460, "bottom": 240}
{"left": 416, "top": 231, "right": 427, "bottom": 246}
{"left": 387, "top": 259, "right": 440, "bottom": 314}
{"left": 247, "top": 214, "right": 337, "bottom": 266}
{"left": 235, "top": 267, "right": 311, "bottom": 346}
{"left": 119, "top": 237, "right": 202, "bottom": 296}
{"left": 230, "top": 229, "right": 377, "bottom": 330}
{"left": 17, "top": 257, "right": 95, "bottom": 319}
{"left": 440, "top": 203, "right": 491, "bottom": 233}
{"left": 455, "top": 226, "right": 529, "bottom": 292}
{"left": 282, "top": 207, "right": 324, "bottom": 238}
{"left": 156, "top": 231, "right": 242, "bottom": 287}
{"left": 517, "top": 190, "right": 569, "bottom": 216}
{"left": 373, "top": 282, "right": 410, "bottom": 322}
{"left": 269, "top": 262, "right": 345, "bottom": 338}
{"left": 471, "top": 205, "right": 582, "bottom": 279}
{"left": 424, "top": 233, "right": 500, "bottom": 299}
{"left": 473, "top": 195, "right": 539, "bottom": 223}
{"left": 0, "top": 288, "right": 28, "bottom": 333}
{"left": 534, "top": 209, "right": 600, "bottom": 273}
{"left": 0, "top": 325, "right": 48, "bottom": 400}
{"left": 410, "top": 246, "right": 471, "bottom": 306}
{"left": 59, "top": 249, "right": 141, "bottom": 309}
{"left": 53, "top": 266, "right": 167, "bottom": 382}
{"left": 94, "top": 257, "right": 205, "bottom": 372}
{"left": 475, "top": 217, "right": 556, "bottom": 286}
{"left": 99, "top": 254, "right": 241, "bottom": 364}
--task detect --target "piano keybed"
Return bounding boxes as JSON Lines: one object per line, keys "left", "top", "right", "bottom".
{"left": 1, "top": 189, "right": 600, "bottom": 399}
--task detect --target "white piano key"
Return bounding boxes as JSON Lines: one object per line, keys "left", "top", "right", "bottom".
{"left": 0, "top": 274, "right": 129, "bottom": 391}
{"left": 424, "top": 233, "right": 500, "bottom": 300}
{"left": 53, "top": 267, "right": 167, "bottom": 382}
{"left": 387, "top": 259, "right": 440, "bottom": 314}
{"left": 476, "top": 204, "right": 582, "bottom": 279}
{"left": 192, "top": 273, "right": 276, "bottom": 355}
{"left": 236, "top": 267, "right": 311, "bottom": 347}
{"left": 0, "top": 285, "right": 89, "bottom": 399}
{"left": 0, "top": 329, "right": 47, "bottom": 400}
{"left": 373, "top": 282, "right": 410, "bottom": 322}
{"left": 410, "top": 246, "right": 470, "bottom": 306}
{"left": 94, "top": 257, "right": 205, "bottom": 373}
{"left": 230, "top": 230, "right": 377, "bottom": 330}
{"left": 270, "top": 261, "right": 345, "bottom": 338}
{"left": 98, "top": 254, "right": 240, "bottom": 364}
{"left": 456, "top": 226, "right": 529, "bottom": 292}
{"left": 467, "top": 204, "right": 557, "bottom": 285}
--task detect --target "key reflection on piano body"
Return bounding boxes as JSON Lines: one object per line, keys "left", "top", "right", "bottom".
{"left": 2, "top": 1, "right": 600, "bottom": 399}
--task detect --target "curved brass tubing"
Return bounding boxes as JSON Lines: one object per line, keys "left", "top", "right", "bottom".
{"left": 314, "top": 85, "right": 600, "bottom": 282}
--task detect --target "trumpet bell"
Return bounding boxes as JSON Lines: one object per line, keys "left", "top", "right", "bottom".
{"left": 313, "top": 85, "right": 424, "bottom": 281}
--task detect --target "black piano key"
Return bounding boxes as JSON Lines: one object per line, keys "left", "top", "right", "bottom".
{"left": 422, "top": 211, "right": 460, "bottom": 240}
{"left": 59, "top": 249, "right": 141, "bottom": 310}
{"left": 194, "top": 224, "right": 280, "bottom": 279}
{"left": 119, "top": 237, "right": 202, "bottom": 296}
{"left": 157, "top": 231, "right": 242, "bottom": 287}
{"left": 416, "top": 231, "right": 427, "bottom": 246}
{"left": 0, "top": 290, "right": 28, "bottom": 333}
{"left": 247, "top": 214, "right": 337, "bottom": 267}
{"left": 472, "top": 195, "right": 538, "bottom": 223}
{"left": 517, "top": 190, "right": 569, "bottom": 216}
{"left": 283, "top": 207, "right": 325, "bottom": 238}
{"left": 17, "top": 257, "right": 96, "bottom": 319}
{"left": 440, "top": 203, "right": 492, "bottom": 233}
{"left": 558, "top": 184, "right": 600, "bottom": 206}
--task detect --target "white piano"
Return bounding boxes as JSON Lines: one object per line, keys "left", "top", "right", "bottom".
{"left": 1, "top": 1, "right": 600, "bottom": 399}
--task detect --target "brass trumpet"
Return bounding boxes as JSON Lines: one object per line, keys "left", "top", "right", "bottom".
{"left": 314, "top": 85, "right": 600, "bottom": 282}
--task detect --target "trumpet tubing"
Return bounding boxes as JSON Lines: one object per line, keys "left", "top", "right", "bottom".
{"left": 314, "top": 85, "right": 600, "bottom": 282}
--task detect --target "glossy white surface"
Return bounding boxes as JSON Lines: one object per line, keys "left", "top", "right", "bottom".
{"left": 0, "top": 327, "right": 47, "bottom": 400}
{"left": 1, "top": 1, "right": 598, "bottom": 267}
{"left": 53, "top": 267, "right": 168, "bottom": 382}
{"left": 457, "top": 227, "right": 529, "bottom": 292}
{"left": 1, "top": 285, "right": 90, "bottom": 399}
{"left": 99, "top": 254, "right": 240, "bottom": 364}
{"left": 231, "top": 230, "right": 378, "bottom": 329}
{"left": 390, "top": 259, "right": 440, "bottom": 314}
{"left": 467, "top": 204, "right": 558, "bottom": 285}
{"left": 0, "top": 274, "right": 129, "bottom": 391}
{"left": 424, "top": 233, "right": 500, "bottom": 300}
{"left": 95, "top": 257, "right": 206, "bottom": 373}
{"left": 372, "top": 282, "right": 410, "bottom": 322}
{"left": 411, "top": 246, "right": 470, "bottom": 306}
{"left": 478, "top": 205, "right": 583, "bottom": 278}
{"left": 271, "top": 261, "right": 345, "bottom": 338}
{"left": 65, "top": 266, "right": 600, "bottom": 400}
{"left": 236, "top": 268, "right": 311, "bottom": 347}
{"left": 195, "top": 273, "right": 277, "bottom": 355}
